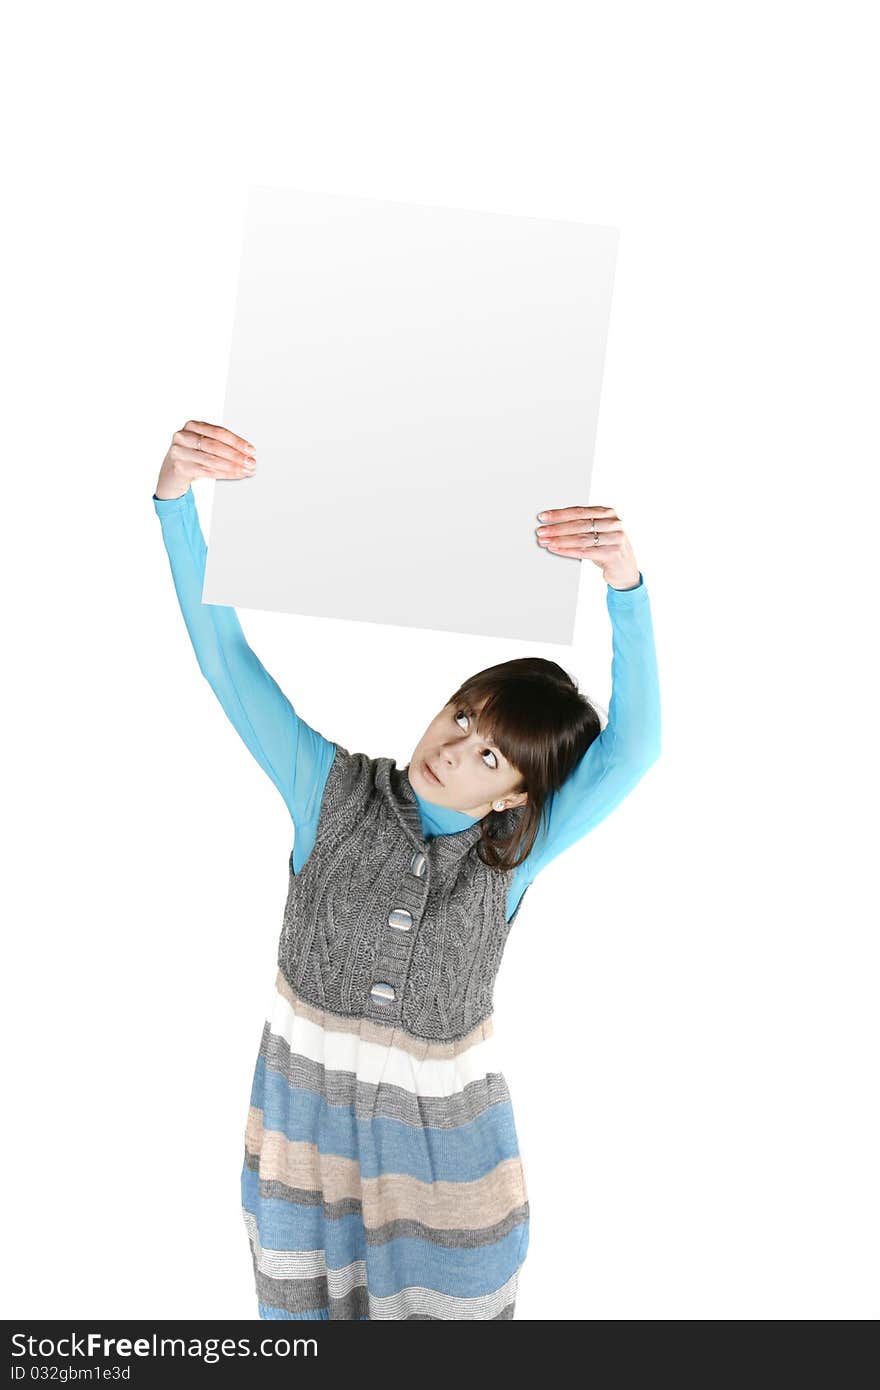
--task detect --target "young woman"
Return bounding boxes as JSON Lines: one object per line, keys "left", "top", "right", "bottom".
{"left": 153, "top": 419, "right": 661, "bottom": 1320}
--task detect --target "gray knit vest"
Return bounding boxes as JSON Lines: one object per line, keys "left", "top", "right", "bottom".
{"left": 277, "top": 741, "right": 530, "bottom": 1044}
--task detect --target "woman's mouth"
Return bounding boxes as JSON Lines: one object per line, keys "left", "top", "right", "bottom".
{"left": 423, "top": 760, "right": 443, "bottom": 787}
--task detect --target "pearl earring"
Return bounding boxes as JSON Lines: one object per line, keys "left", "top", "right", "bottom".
{"left": 493, "top": 801, "right": 505, "bottom": 812}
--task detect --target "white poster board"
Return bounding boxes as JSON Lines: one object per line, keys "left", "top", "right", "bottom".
{"left": 203, "top": 186, "right": 618, "bottom": 644}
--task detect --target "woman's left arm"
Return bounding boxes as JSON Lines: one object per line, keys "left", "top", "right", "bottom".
{"left": 512, "top": 505, "right": 662, "bottom": 888}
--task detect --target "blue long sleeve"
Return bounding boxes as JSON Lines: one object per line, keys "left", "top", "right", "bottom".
{"left": 152, "top": 487, "right": 336, "bottom": 837}
{"left": 506, "top": 573, "right": 661, "bottom": 911}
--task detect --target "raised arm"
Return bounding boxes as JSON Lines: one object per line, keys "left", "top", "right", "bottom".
{"left": 508, "top": 571, "right": 661, "bottom": 904}
{"left": 153, "top": 484, "right": 336, "bottom": 828}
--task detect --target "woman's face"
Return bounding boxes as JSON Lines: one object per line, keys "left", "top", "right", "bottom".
{"left": 408, "top": 698, "right": 528, "bottom": 819}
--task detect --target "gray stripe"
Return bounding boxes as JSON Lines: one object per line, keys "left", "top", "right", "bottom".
{"left": 259, "top": 1024, "right": 512, "bottom": 1127}
{"left": 329, "top": 1288, "right": 370, "bottom": 1320}
{"left": 255, "top": 1267, "right": 367, "bottom": 1319}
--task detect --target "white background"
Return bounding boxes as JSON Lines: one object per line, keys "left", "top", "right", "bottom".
{"left": 3, "top": 0, "right": 877, "bottom": 1322}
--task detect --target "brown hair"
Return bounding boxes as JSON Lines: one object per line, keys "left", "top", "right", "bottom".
{"left": 444, "top": 657, "right": 602, "bottom": 873}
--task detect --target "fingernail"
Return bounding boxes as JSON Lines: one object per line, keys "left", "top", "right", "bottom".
{"left": 538, "top": 512, "right": 548, "bottom": 521}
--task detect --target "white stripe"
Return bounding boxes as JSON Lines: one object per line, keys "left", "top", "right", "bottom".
{"left": 368, "top": 1268, "right": 520, "bottom": 1320}
{"left": 245, "top": 1210, "right": 366, "bottom": 1293}
{"left": 265, "top": 984, "right": 502, "bottom": 1098}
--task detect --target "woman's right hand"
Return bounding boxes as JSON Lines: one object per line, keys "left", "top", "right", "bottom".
{"left": 154, "top": 420, "right": 257, "bottom": 500}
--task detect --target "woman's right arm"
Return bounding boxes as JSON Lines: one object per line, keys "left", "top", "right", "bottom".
{"left": 153, "top": 422, "right": 337, "bottom": 828}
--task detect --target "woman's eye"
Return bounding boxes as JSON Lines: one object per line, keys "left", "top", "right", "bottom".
{"left": 454, "top": 710, "right": 497, "bottom": 769}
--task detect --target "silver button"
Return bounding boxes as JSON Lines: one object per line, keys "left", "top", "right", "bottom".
{"left": 388, "top": 908, "right": 413, "bottom": 931}
{"left": 409, "top": 851, "right": 427, "bottom": 877}
{"left": 370, "top": 981, "right": 396, "bottom": 1003}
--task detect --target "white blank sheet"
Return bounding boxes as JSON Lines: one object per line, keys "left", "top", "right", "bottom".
{"left": 203, "top": 186, "right": 618, "bottom": 644}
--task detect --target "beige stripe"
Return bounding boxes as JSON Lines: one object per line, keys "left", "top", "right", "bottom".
{"left": 246, "top": 1109, "right": 528, "bottom": 1229}
{"left": 274, "top": 969, "right": 495, "bottom": 1058}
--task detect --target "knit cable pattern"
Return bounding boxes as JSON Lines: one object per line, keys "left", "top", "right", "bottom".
{"left": 276, "top": 742, "right": 526, "bottom": 1042}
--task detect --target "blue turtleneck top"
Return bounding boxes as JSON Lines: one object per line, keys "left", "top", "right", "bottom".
{"left": 153, "top": 487, "right": 661, "bottom": 921}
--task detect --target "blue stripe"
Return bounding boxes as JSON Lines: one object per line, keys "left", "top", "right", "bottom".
{"left": 243, "top": 1167, "right": 527, "bottom": 1296}
{"left": 243, "top": 1163, "right": 351, "bottom": 1247}
{"left": 250, "top": 1055, "right": 521, "bottom": 1183}
{"left": 258, "top": 1303, "right": 370, "bottom": 1319}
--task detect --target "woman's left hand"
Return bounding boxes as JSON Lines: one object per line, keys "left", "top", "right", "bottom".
{"left": 535, "top": 505, "right": 642, "bottom": 590}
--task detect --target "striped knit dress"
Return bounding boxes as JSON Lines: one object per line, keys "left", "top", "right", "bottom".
{"left": 240, "top": 748, "right": 531, "bottom": 1320}
{"left": 242, "top": 970, "right": 529, "bottom": 1319}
